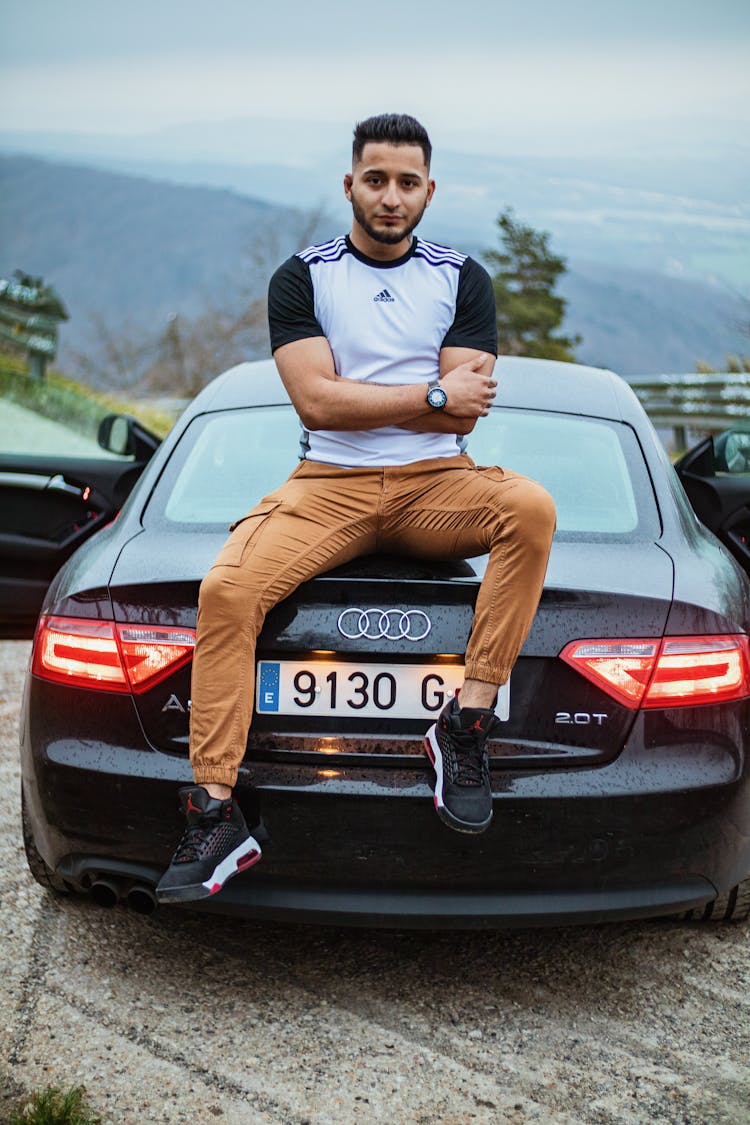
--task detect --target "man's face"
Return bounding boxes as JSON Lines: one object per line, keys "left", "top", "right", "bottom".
{"left": 344, "top": 142, "right": 435, "bottom": 246}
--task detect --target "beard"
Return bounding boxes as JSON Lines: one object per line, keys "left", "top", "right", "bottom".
{"left": 350, "top": 190, "right": 428, "bottom": 245}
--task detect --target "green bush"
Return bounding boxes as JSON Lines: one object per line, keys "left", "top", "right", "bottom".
{"left": 7, "top": 1084, "right": 102, "bottom": 1125}
{"left": 0, "top": 361, "right": 176, "bottom": 440}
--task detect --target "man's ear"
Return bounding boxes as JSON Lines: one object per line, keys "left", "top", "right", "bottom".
{"left": 343, "top": 172, "right": 353, "bottom": 201}
{"left": 425, "top": 178, "right": 436, "bottom": 208}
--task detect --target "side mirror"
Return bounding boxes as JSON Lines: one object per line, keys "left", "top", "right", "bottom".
{"left": 97, "top": 414, "right": 161, "bottom": 463}
{"left": 98, "top": 414, "right": 132, "bottom": 456}
{"left": 714, "top": 429, "right": 750, "bottom": 474}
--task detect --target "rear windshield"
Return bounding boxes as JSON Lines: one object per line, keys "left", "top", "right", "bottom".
{"left": 144, "top": 405, "right": 660, "bottom": 540}
{"left": 469, "top": 412, "right": 653, "bottom": 535}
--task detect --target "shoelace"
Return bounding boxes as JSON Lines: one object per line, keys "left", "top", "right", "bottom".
{"left": 449, "top": 727, "right": 488, "bottom": 787}
{"left": 173, "top": 818, "right": 221, "bottom": 863}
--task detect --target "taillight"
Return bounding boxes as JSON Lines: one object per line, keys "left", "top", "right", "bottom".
{"left": 560, "top": 635, "right": 750, "bottom": 709}
{"left": 32, "top": 616, "right": 196, "bottom": 694}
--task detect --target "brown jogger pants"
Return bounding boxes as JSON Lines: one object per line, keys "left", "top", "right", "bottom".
{"left": 190, "top": 454, "right": 556, "bottom": 787}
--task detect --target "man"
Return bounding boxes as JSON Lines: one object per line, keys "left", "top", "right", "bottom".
{"left": 156, "top": 113, "right": 556, "bottom": 905}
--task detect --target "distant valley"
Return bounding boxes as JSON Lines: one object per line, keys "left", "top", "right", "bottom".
{"left": 1, "top": 144, "right": 748, "bottom": 381}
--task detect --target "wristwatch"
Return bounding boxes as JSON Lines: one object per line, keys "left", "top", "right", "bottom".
{"left": 426, "top": 380, "right": 448, "bottom": 410}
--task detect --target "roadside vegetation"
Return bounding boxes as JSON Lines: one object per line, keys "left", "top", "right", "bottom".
{"left": 696, "top": 354, "right": 750, "bottom": 374}
{"left": 6, "top": 1084, "right": 102, "bottom": 1125}
{"left": 0, "top": 348, "right": 175, "bottom": 439}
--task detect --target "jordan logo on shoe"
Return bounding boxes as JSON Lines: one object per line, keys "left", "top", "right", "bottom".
{"left": 373, "top": 289, "right": 395, "bottom": 302}
{"left": 185, "top": 793, "right": 202, "bottom": 814}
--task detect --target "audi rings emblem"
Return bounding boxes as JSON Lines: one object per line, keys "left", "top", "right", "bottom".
{"left": 337, "top": 608, "right": 432, "bottom": 642}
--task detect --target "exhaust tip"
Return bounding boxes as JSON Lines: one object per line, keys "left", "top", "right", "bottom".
{"left": 127, "top": 885, "right": 158, "bottom": 915}
{"left": 90, "top": 878, "right": 120, "bottom": 909}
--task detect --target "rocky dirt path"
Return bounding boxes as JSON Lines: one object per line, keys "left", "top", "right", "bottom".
{"left": 1, "top": 639, "right": 748, "bottom": 1124}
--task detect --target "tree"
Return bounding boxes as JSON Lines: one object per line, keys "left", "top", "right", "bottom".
{"left": 68, "top": 204, "right": 329, "bottom": 397}
{"left": 144, "top": 202, "right": 330, "bottom": 396}
{"left": 67, "top": 311, "right": 157, "bottom": 391}
{"left": 484, "top": 209, "right": 580, "bottom": 362}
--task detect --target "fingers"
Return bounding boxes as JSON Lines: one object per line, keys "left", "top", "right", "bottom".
{"left": 443, "top": 356, "right": 497, "bottom": 419}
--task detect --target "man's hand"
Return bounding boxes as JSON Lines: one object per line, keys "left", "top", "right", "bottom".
{"left": 440, "top": 352, "right": 497, "bottom": 419}
{"left": 273, "top": 338, "right": 497, "bottom": 433}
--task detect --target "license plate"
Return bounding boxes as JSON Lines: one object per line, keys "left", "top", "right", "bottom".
{"left": 256, "top": 660, "right": 510, "bottom": 721}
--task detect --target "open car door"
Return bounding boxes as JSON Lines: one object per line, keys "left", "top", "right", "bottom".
{"left": 676, "top": 427, "right": 750, "bottom": 580}
{"left": 0, "top": 411, "right": 160, "bottom": 638}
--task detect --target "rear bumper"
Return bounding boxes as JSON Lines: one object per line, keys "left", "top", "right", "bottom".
{"left": 21, "top": 679, "right": 750, "bottom": 928}
{"left": 52, "top": 853, "right": 718, "bottom": 928}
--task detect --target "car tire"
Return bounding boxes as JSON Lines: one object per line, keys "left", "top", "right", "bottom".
{"left": 21, "top": 789, "right": 71, "bottom": 896}
{"left": 681, "top": 878, "right": 750, "bottom": 923}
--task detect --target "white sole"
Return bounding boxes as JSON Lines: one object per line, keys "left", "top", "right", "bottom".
{"left": 156, "top": 835, "right": 262, "bottom": 904}
{"left": 424, "top": 724, "right": 445, "bottom": 811}
{"left": 202, "top": 835, "right": 262, "bottom": 895}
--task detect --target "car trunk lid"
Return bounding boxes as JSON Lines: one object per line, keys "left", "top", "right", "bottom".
{"left": 108, "top": 528, "right": 674, "bottom": 766}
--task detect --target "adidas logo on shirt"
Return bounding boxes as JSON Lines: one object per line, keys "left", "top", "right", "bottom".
{"left": 373, "top": 289, "right": 395, "bottom": 302}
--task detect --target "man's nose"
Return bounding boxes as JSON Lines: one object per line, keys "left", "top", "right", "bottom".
{"left": 382, "top": 182, "right": 401, "bottom": 208}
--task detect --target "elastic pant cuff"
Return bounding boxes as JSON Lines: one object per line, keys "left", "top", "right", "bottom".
{"left": 192, "top": 765, "right": 239, "bottom": 788}
{"left": 464, "top": 662, "right": 511, "bottom": 687}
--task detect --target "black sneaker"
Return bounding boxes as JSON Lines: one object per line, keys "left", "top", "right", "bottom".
{"left": 155, "top": 786, "right": 262, "bottom": 904}
{"left": 424, "top": 697, "right": 494, "bottom": 833}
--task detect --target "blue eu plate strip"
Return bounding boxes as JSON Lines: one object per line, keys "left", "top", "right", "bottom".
{"left": 257, "top": 662, "right": 280, "bottom": 712}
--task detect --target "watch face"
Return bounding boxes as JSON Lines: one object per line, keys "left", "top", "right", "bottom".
{"left": 427, "top": 385, "right": 448, "bottom": 409}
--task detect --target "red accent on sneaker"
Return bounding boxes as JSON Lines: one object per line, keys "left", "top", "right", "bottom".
{"left": 467, "top": 718, "right": 485, "bottom": 732}
{"left": 185, "top": 793, "right": 202, "bottom": 815}
{"left": 237, "top": 849, "right": 260, "bottom": 871}
{"left": 424, "top": 738, "right": 435, "bottom": 764}
{"left": 208, "top": 882, "right": 222, "bottom": 894}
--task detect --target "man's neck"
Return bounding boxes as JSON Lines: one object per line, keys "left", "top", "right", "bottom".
{"left": 348, "top": 226, "right": 414, "bottom": 262}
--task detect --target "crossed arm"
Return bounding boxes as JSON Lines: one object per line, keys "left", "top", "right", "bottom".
{"left": 272, "top": 336, "right": 497, "bottom": 435}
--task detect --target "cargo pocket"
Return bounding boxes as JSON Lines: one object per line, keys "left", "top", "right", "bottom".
{"left": 212, "top": 500, "right": 281, "bottom": 568}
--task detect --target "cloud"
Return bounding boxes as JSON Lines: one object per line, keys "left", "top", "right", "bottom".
{"left": 3, "top": 0, "right": 750, "bottom": 65}
{"left": 1, "top": 44, "right": 748, "bottom": 138}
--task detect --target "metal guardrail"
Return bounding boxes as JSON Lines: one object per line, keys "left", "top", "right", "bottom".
{"left": 627, "top": 373, "right": 750, "bottom": 428}
{"left": 627, "top": 373, "right": 750, "bottom": 449}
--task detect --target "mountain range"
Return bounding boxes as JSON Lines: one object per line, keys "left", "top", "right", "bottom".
{"left": 1, "top": 129, "right": 748, "bottom": 379}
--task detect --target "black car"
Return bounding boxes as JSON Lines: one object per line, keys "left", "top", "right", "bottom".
{"left": 7, "top": 357, "right": 750, "bottom": 927}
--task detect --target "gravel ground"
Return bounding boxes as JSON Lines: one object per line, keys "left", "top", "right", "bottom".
{"left": 1, "top": 638, "right": 749, "bottom": 1124}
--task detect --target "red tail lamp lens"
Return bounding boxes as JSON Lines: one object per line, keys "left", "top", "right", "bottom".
{"left": 33, "top": 617, "right": 128, "bottom": 691}
{"left": 560, "top": 639, "right": 658, "bottom": 707}
{"left": 116, "top": 625, "right": 196, "bottom": 690}
{"left": 560, "top": 635, "right": 750, "bottom": 710}
{"left": 32, "top": 616, "right": 196, "bottom": 693}
{"left": 644, "top": 636, "right": 750, "bottom": 708}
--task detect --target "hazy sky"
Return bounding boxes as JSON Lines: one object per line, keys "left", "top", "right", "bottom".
{"left": 1, "top": 0, "right": 749, "bottom": 153}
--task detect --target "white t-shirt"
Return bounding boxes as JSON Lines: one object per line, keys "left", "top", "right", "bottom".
{"left": 268, "top": 234, "right": 497, "bottom": 468}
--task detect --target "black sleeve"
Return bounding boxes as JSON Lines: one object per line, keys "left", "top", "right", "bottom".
{"left": 441, "top": 257, "right": 498, "bottom": 355}
{"left": 267, "top": 255, "right": 326, "bottom": 352}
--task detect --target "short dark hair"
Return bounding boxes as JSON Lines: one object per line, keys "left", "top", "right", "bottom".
{"left": 352, "top": 114, "right": 432, "bottom": 168}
